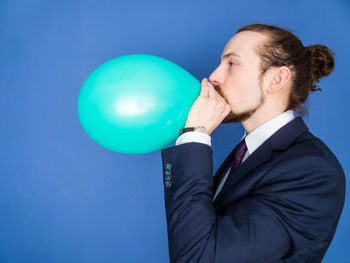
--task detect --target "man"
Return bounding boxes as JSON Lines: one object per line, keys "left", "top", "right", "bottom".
{"left": 161, "top": 24, "right": 345, "bottom": 263}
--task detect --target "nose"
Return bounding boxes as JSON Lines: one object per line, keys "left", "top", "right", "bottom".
{"left": 209, "top": 65, "right": 223, "bottom": 87}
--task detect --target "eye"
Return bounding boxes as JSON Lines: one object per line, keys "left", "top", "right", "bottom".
{"left": 228, "top": 62, "right": 234, "bottom": 66}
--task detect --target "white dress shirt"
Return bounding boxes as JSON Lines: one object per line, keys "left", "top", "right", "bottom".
{"left": 175, "top": 110, "right": 296, "bottom": 200}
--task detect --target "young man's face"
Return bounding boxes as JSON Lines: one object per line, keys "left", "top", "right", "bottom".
{"left": 209, "top": 31, "right": 268, "bottom": 123}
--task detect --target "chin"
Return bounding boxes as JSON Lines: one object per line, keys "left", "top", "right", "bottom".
{"left": 222, "top": 108, "right": 257, "bottom": 123}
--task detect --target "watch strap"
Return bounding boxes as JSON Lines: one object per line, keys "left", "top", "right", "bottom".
{"left": 180, "top": 126, "right": 208, "bottom": 135}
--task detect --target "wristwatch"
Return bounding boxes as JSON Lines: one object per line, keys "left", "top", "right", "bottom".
{"left": 180, "top": 126, "right": 209, "bottom": 135}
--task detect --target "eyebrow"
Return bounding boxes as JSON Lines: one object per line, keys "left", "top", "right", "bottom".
{"left": 220, "top": 52, "right": 241, "bottom": 62}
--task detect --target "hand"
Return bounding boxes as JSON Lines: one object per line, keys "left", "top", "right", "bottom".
{"left": 185, "top": 78, "right": 231, "bottom": 135}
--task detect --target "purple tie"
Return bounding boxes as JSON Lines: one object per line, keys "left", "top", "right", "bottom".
{"left": 227, "top": 139, "right": 247, "bottom": 177}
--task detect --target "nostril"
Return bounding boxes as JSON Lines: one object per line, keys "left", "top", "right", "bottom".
{"left": 211, "top": 80, "right": 220, "bottom": 87}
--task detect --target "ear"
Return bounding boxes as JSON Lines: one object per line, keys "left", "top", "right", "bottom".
{"left": 266, "top": 66, "right": 291, "bottom": 94}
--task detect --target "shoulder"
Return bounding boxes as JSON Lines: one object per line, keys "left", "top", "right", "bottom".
{"left": 268, "top": 130, "right": 345, "bottom": 182}
{"left": 255, "top": 130, "right": 346, "bottom": 217}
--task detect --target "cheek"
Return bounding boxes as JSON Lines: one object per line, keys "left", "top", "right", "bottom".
{"left": 241, "top": 87, "right": 261, "bottom": 104}
{"left": 225, "top": 73, "right": 261, "bottom": 106}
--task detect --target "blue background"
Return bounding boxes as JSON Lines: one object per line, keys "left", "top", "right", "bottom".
{"left": 1, "top": 0, "right": 349, "bottom": 262}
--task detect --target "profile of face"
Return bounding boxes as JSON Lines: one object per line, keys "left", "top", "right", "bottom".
{"left": 209, "top": 31, "right": 268, "bottom": 123}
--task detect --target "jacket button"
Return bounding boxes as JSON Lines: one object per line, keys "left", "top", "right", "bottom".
{"left": 165, "top": 163, "right": 172, "bottom": 170}
{"left": 165, "top": 175, "right": 171, "bottom": 181}
{"left": 165, "top": 181, "right": 172, "bottom": 188}
{"left": 165, "top": 170, "right": 171, "bottom": 176}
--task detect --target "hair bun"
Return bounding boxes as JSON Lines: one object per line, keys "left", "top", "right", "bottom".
{"left": 307, "top": 45, "right": 335, "bottom": 83}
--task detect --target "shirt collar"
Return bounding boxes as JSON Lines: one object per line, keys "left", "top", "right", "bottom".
{"left": 241, "top": 110, "right": 295, "bottom": 155}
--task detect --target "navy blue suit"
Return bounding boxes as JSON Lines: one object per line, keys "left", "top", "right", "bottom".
{"left": 161, "top": 117, "right": 345, "bottom": 263}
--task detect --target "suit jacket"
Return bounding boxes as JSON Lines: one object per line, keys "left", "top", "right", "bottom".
{"left": 161, "top": 117, "right": 345, "bottom": 263}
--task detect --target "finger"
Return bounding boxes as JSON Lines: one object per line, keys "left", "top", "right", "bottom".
{"left": 208, "top": 81, "right": 217, "bottom": 99}
{"left": 207, "top": 79, "right": 225, "bottom": 103}
{"left": 205, "top": 79, "right": 220, "bottom": 101}
{"left": 212, "top": 86, "right": 229, "bottom": 106}
{"left": 200, "top": 78, "right": 209, "bottom": 97}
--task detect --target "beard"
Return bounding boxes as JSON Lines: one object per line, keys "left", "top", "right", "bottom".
{"left": 215, "top": 84, "right": 265, "bottom": 124}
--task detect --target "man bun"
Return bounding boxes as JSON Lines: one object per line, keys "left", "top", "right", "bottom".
{"left": 307, "top": 45, "right": 335, "bottom": 91}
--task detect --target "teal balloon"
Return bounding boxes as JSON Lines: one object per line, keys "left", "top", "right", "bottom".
{"left": 77, "top": 54, "right": 200, "bottom": 154}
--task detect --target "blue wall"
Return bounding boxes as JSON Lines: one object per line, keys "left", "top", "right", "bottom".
{"left": 0, "top": 0, "right": 349, "bottom": 262}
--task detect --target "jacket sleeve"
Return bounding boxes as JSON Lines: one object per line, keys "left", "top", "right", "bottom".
{"left": 161, "top": 142, "right": 345, "bottom": 263}
{"left": 161, "top": 142, "right": 290, "bottom": 263}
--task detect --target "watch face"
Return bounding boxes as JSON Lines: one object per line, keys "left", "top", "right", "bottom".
{"left": 195, "top": 127, "right": 208, "bottom": 134}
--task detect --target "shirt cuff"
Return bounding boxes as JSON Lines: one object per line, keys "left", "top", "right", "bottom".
{"left": 175, "top": 131, "right": 211, "bottom": 147}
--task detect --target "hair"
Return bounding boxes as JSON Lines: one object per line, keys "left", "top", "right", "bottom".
{"left": 236, "top": 24, "right": 335, "bottom": 116}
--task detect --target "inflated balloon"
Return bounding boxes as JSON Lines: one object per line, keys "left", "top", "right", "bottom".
{"left": 77, "top": 54, "right": 200, "bottom": 154}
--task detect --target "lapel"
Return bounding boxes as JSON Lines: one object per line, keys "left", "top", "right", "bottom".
{"left": 213, "top": 117, "right": 309, "bottom": 202}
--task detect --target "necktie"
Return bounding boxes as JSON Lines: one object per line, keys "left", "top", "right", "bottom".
{"left": 213, "top": 138, "right": 247, "bottom": 200}
{"left": 227, "top": 138, "right": 247, "bottom": 177}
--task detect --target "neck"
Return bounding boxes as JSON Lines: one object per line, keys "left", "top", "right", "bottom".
{"left": 241, "top": 105, "right": 286, "bottom": 134}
